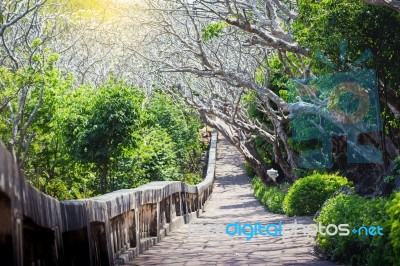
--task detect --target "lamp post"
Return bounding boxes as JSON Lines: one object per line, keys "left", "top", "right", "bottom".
{"left": 267, "top": 168, "right": 279, "bottom": 183}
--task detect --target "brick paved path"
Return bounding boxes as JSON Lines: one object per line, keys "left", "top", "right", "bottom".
{"left": 130, "top": 135, "right": 335, "bottom": 265}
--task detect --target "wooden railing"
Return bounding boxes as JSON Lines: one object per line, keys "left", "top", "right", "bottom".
{"left": 0, "top": 131, "right": 218, "bottom": 266}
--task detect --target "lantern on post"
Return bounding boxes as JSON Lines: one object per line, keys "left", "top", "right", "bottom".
{"left": 267, "top": 168, "right": 279, "bottom": 183}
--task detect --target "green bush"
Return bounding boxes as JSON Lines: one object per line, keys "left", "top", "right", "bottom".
{"left": 314, "top": 191, "right": 400, "bottom": 265}
{"left": 283, "top": 173, "right": 352, "bottom": 216}
{"left": 386, "top": 192, "right": 400, "bottom": 265}
{"left": 252, "top": 177, "right": 286, "bottom": 214}
{"left": 118, "top": 128, "right": 181, "bottom": 188}
{"left": 183, "top": 173, "right": 203, "bottom": 185}
{"left": 315, "top": 193, "right": 389, "bottom": 265}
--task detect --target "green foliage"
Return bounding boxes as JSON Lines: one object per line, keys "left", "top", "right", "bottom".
{"left": 283, "top": 173, "right": 352, "bottom": 216}
{"left": 252, "top": 176, "right": 287, "bottom": 214}
{"left": 268, "top": 55, "right": 290, "bottom": 91}
{"left": 0, "top": 48, "right": 94, "bottom": 200}
{"left": 386, "top": 192, "right": 400, "bottom": 265}
{"left": 279, "top": 90, "right": 288, "bottom": 102}
{"left": 61, "top": 79, "right": 144, "bottom": 193}
{"left": 65, "top": 80, "right": 143, "bottom": 164}
{"left": 56, "top": 86, "right": 205, "bottom": 196}
{"left": 383, "top": 157, "right": 400, "bottom": 185}
{"left": 147, "top": 91, "right": 204, "bottom": 172}
{"left": 182, "top": 173, "right": 203, "bottom": 185}
{"left": 314, "top": 191, "right": 400, "bottom": 265}
{"left": 244, "top": 54, "right": 304, "bottom": 174}
{"left": 292, "top": 168, "right": 321, "bottom": 179}
{"left": 0, "top": 48, "right": 206, "bottom": 199}
{"left": 295, "top": 0, "right": 400, "bottom": 74}
{"left": 201, "top": 22, "right": 227, "bottom": 41}
{"left": 245, "top": 162, "right": 257, "bottom": 179}
{"left": 315, "top": 193, "right": 391, "bottom": 265}
{"left": 294, "top": 0, "right": 400, "bottom": 138}
{"left": 294, "top": 0, "right": 400, "bottom": 86}
{"left": 242, "top": 93, "right": 274, "bottom": 168}
{"left": 244, "top": 91, "right": 268, "bottom": 123}
{"left": 117, "top": 128, "right": 180, "bottom": 188}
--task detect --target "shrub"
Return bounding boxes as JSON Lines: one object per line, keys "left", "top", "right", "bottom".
{"left": 126, "top": 129, "right": 181, "bottom": 185}
{"left": 386, "top": 191, "right": 400, "bottom": 265}
{"left": 252, "top": 177, "right": 286, "bottom": 214}
{"left": 283, "top": 173, "right": 352, "bottom": 216}
{"left": 315, "top": 193, "right": 389, "bottom": 265}
{"left": 183, "top": 173, "right": 203, "bottom": 185}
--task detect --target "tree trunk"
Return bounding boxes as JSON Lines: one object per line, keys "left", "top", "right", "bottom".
{"left": 242, "top": 141, "right": 274, "bottom": 185}
{"left": 198, "top": 113, "right": 295, "bottom": 185}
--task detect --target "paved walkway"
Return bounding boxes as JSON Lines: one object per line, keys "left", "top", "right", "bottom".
{"left": 130, "top": 135, "right": 334, "bottom": 265}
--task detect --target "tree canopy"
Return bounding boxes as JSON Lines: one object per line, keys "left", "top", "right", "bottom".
{"left": 1, "top": 0, "right": 400, "bottom": 196}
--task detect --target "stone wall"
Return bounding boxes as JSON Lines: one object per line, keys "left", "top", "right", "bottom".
{"left": 0, "top": 131, "right": 218, "bottom": 266}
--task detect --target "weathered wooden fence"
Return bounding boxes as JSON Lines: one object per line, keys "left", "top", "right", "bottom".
{"left": 0, "top": 131, "right": 218, "bottom": 266}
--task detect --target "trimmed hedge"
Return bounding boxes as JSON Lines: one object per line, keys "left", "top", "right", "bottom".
{"left": 386, "top": 192, "right": 400, "bottom": 266}
{"left": 315, "top": 192, "right": 400, "bottom": 266}
{"left": 283, "top": 173, "right": 352, "bottom": 216}
{"left": 251, "top": 177, "right": 286, "bottom": 214}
